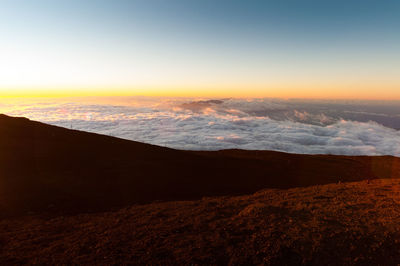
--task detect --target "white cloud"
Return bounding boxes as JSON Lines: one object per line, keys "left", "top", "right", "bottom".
{"left": 1, "top": 98, "right": 400, "bottom": 156}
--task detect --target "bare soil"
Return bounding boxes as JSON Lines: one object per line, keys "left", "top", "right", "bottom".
{"left": 1, "top": 179, "right": 400, "bottom": 265}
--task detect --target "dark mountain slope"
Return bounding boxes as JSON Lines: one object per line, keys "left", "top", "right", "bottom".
{"left": 0, "top": 114, "right": 399, "bottom": 215}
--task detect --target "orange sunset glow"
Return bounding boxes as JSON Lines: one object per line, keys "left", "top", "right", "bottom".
{"left": 2, "top": 82, "right": 400, "bottom": 100}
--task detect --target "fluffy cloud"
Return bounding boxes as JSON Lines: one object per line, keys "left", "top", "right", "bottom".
{"left": 1, "top": 98, "right": 400, "bottom": 156}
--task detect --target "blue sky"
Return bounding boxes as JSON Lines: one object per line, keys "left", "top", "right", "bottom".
{"left": 1, "top": 0, "right": 399, "bottom": 98}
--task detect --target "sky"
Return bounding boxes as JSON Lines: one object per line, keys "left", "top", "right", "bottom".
{"left": 1, "top": 0, "right": 400, "bottom": 99}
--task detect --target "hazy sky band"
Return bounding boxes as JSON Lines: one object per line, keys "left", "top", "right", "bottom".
{"left": 1, "top": 0, "right": 399, "bottom": 99}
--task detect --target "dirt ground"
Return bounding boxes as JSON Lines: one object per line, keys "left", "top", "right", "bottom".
{"left": 1, "top": 178, "right": 400, "bottom": 265}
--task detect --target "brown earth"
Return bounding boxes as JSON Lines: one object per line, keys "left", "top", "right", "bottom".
{"left": 1, "top": 178, "right": 400, "bottom": 265}
{"left": 1, "top": 114, "right": 399, "bottom": 216}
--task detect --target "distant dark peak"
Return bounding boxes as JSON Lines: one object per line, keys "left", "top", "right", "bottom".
{"left": 198, "top": 100, "right": 224, "bottom": 105}
{"left": 180, "top": 99, "right": 224, "bottom": 112}
{"left": 185, "top": 99, "right": 224, "bottom": 106}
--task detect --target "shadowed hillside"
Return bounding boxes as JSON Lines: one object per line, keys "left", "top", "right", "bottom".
{"left": 1, "top": 114, "right": 399, "bottom": 215}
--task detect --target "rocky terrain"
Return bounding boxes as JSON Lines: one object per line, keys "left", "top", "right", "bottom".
{"left": 1, "top": 178, "right": 400, "bottom": 265}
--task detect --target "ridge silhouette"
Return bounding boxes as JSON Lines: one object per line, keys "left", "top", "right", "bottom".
{"left": 1, "top": 114, "right": 399, "bottom": 215}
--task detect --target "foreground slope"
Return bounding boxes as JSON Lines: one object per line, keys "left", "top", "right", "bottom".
{"left": 0, "top": 114, "right": 399, "bottom": 215}
{"left": 1, "top": 179, "right": 400, "bottom": 265}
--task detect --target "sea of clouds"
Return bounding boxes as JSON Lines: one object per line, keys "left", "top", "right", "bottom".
{"left": 1, "top": 97, "right": 400, "bottom": 156}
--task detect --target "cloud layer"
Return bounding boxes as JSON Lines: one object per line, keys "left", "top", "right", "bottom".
{"left": 1, "top": 98, "right": 400, "bottom": 156}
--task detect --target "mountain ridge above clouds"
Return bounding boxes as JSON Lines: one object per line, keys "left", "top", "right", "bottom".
{"left": 0, "top": 114, "right": 399, "bottom": 216}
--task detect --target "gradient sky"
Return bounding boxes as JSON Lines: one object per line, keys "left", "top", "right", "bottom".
{"left": 1, "top": 0, "right": 399, "bottom": 99}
